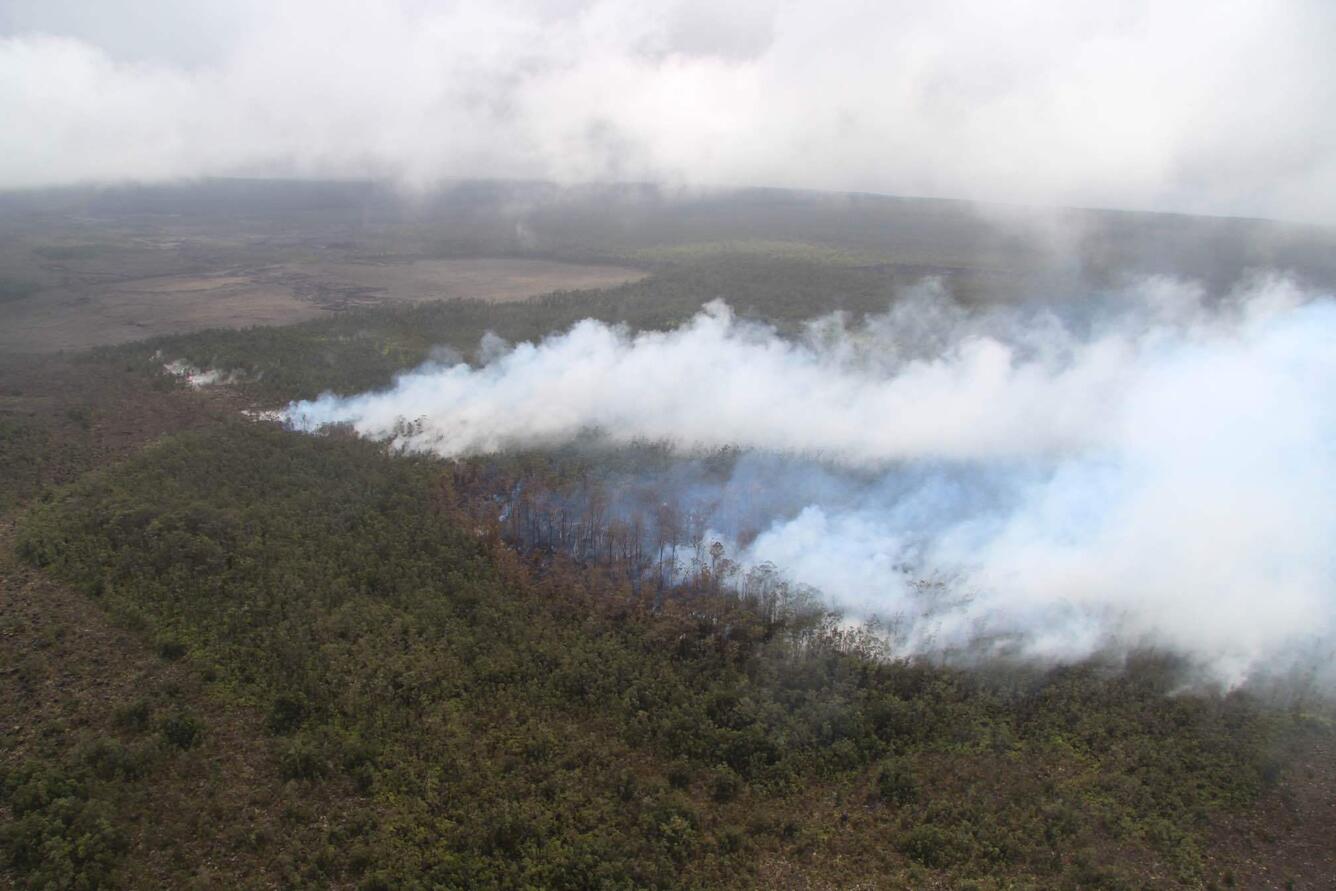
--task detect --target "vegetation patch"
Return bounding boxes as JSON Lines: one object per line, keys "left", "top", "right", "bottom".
{"left": 8, "top": 420, "right": 1301, "bottom": 887}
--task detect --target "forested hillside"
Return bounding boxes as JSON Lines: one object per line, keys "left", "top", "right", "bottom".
{"left": 2, "top": 187, "right": 1333, "bottom": 889}
{"left": 1, "top": 418, "right": 1320, "bottom": 889}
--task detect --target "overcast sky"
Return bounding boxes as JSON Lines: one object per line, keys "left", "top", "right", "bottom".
{"left": 2, "top": 0, "right": 1332, "bottom": 222}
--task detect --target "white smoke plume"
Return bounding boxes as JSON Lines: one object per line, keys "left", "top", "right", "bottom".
{"left": 284, "top": 277, "right": 1336, "bottom": 684}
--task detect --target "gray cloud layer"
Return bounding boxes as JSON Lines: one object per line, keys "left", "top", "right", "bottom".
{"left": 3, "top": 0, "right": 1334, "bottom": 222}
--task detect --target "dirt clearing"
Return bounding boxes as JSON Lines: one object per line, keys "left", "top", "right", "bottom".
{"left": 0, "top": 258, "right": 646, "bottom": 353}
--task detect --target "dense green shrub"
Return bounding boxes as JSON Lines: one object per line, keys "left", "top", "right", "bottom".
{"left": 267, "top": 693, "right": 309, "bottom": 736}
{"left": 0, "top": 762, "right": 128, "bottom": 889}
{"left": 112, "top": 698, "right": 153, "bottom": 733}
{"left": 876, "top": 757, "right": 919, "bottom": 806}
{"left": 154, "top": 636, "right": 187, "bottom": 661}
{"left": 279, "top": 737, "right": 332, "bottom": 781}
{"left": 900, "top": 823, "right": 958, "bottom": 868}
{"left": 161, "top": 711, "right": 203, "bottom": 750}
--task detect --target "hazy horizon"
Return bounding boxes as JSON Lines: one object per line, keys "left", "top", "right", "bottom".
{"left": 4, "top": 0, "right": 1334, "bottom": 224}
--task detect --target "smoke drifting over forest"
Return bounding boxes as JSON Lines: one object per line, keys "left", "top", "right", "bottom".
{"left": 285, "top": 277, "right": 1336, "bottom": 685}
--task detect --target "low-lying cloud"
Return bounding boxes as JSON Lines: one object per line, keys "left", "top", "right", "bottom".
{"left": 3, "top": 0, "right": 1335, "bottom": 222}
{"left": 284, "top": 276, "right": 1336, "bottom": 684}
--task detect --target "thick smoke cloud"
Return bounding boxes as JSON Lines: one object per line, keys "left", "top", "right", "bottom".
{"left": 3, "top": 0, "right": 1335, "bottom": 222}
{"left": 284, "top": 277, "right": 1336, "bottom": 684}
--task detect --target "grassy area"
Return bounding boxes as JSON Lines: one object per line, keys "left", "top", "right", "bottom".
{"left": 627, "top": 240, "right": 897, "bottom": 267}
{"left": 31, "top": 244, "right": 117, "bottom": 262}
{"left": 119, "top": 254, "right": 954, "bottom": 404}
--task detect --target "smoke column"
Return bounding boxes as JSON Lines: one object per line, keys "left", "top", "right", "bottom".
{"left": 284, "top": 277, "right": 1336, "bottom": 684}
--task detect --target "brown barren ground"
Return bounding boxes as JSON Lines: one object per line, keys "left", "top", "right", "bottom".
{"left": 0, "top": 258, "right": 645, "bottom": 353}
{"left": 1208, "top": 728, "right": 1336, "bottom": 890}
